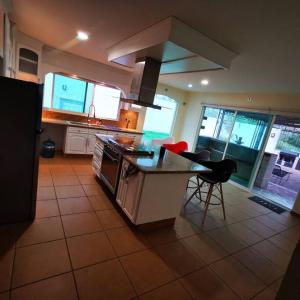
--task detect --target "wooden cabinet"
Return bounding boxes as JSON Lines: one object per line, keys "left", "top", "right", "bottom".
{"left": 16, "top": 45, "right": 41, "bottom": 83}
{"left": 116, "top": 160, "right": 144, "bottom": 222}
{"left": 87, "top": 134, "right": 97, "bottom": 154}
{"left": 64, "top": 127, "right": 88, "bottom": 154}
{"left": 64, "top": 126, "right": 142, "bottom": 155}
{"left": 65, "top": 133, "right": 87, "bottom": 154}
{"left": 116, "top": 160, "right": 193, "bottom": 225}
{"left": 92, "top": 139, "right": 104, "bottom": 177}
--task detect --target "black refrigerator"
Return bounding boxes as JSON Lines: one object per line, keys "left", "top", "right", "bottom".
{"left": 0, "top": 76, "right": 43, "bottom": 224}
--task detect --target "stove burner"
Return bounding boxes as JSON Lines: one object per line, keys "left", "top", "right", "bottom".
{"left": 108, "top": 138, "right": 154, "bottom": 156}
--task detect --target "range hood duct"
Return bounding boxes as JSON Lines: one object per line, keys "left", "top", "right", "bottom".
{"left": 108, "top": 17, "right": 237, "bottom": 110}
{"left": 120, "top": 57, "right": 162, "bottom": 110}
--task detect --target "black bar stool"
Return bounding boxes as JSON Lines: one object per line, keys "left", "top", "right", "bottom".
{"left": 181, "top": 150, "right": 210, "bottom": 191}
{"left": 183, "top": 159, "right": 237, "bottom": 226}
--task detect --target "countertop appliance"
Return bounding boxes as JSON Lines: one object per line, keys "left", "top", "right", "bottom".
{"left": 0, "top": 76, "right": 43, "bottom": 224}
{"left": 99, "top": 137, "right": 154, "bottom": 196}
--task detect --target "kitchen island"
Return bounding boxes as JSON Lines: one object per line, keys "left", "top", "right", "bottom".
{"left": 93, "top": 134, "right": 210, "bottom": 226}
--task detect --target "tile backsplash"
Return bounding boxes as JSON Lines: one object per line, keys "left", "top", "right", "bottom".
{"left": 42, "top": 109, "right": 139, "bottom": 130}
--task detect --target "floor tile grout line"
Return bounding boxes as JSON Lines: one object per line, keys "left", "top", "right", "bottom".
{"left": 8, "top": 246, "right": 16, "bottom": 300}
{"left": 37, "top": 160, "right": 294, "bottom": 298}
{"left": 177, "top": 278, "right": 195, "bottom": 300}
{"left": 248, "top": 284, "right": 278, "bottom": 300}
{"left": 54, "top": 183, "right": 81, "bottom": 300}
{"left": 8, "top": 271, "right": 76, "bottom": 292}
{"left": 206, "top": 264, "right": 244, "bottom": 300}
{"left": 178, "top": 227, "right": 289, "bottom": 290}
{"left": 102, "top": 227, "right": 139, "bottom": 298}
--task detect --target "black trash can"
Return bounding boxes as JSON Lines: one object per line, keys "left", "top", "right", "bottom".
{"left": 41, "top": 139, "right": 56, "bottom": 158}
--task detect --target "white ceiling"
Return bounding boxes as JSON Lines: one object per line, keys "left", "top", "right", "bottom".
{"left": 11, "top": 0, "right": 300, "bottom": 93}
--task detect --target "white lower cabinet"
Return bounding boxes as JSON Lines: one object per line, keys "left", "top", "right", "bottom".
{"left": 92, "top": 139, "right": 104, "bottom": 177}
{"left": 65, "top": 133, "right": 87, "bottom": 154}
{"left": 87, "top": 134, "right": 97, "bottom": 154}
{"left": 116, "top": 160, "right": 144, "bottom": 222}
{"left": 64, "top": 126, "right": 141, "bottom": 155}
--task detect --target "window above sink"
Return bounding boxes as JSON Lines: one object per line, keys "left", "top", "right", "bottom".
{"left": 43, "top": 72, "right": 123, "bottom": 121}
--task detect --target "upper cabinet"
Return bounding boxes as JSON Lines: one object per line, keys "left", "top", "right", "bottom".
{"left": 16, "top": 45, "right": 40, "bottom": 83}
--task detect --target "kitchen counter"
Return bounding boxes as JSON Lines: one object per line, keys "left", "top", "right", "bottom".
{"left": 93, "top": 134, "right": 211, "bottom": 226}
{"left": 42, "top": 118, "right": 143, "bottom": 135}
{"left": 96, "top": 134, "right": 210, "bottom": 174}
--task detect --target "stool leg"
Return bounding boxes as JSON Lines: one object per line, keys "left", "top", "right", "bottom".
{"left": 219, "top": 183, "right": 226, "bottom": 220}
{"left": 186, "top": 176, "right": 197, "bottom": 190}
{"left": 201, "top": 184, "right": 213, "bottom": 226}
{"left": 184, "top": 185, "right": 201, "bottom": 208}
{"left": 196, "top": 177, "right": 204, "bottom": 202}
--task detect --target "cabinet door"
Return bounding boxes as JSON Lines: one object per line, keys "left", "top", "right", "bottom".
{"left": 87, "top": 135, "right": 96, "bottom": 154}
{"left": 92, "top": 140, "right": 104, "bottom": 177}
{"left": 116, "top": 162, "right": 128, "bottom": 208}
{"left": 122, "top": 165, "right": 143, "bottom": 222}
{"left": 65, "top": 133, "right": 87, "bottom": 154}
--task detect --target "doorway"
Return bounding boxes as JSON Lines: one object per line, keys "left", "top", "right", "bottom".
{"left": 197, "top": 106, "right": 272, "bottom": 188}
{"left": 252, "top": 116, "right": 300, "bottom": 209}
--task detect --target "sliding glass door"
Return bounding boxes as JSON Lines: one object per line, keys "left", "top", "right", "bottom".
{"left": 197, "top": 107, "right": 235, "bottom": 161}
{"left": 197, "top": 106, "right": 272, "bottom": 188}
{"left": 225, "top": 111, "right": 272, "bottom": 187}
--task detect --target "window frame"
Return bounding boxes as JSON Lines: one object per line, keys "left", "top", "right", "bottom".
{"left": 142, "top": 94, "right": 179, "bottom": 137}
{"left": 44, "top": 72, "right": 124, "bottom": 120}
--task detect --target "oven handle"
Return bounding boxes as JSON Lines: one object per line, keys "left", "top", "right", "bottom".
{"left": 104, "top": 150, "right": 119, "bottom": 162}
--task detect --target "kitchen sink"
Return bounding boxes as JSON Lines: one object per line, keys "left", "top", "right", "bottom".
{"left": 66, "top": 121, "right": 107, "bottom": 129}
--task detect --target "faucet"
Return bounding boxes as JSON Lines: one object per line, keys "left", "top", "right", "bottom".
{"left": 87, "top": 103, "right": 96, "bottom": 124}
{"left": 126, "top": 118, "right": 131, "bottom": 129}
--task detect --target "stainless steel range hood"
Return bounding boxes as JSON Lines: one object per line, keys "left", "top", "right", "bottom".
{"left": 120, "top": 57, "right": 162, "bottom": 110}
{"left": 108, "top": 17, "right": 237, "bottom": 109}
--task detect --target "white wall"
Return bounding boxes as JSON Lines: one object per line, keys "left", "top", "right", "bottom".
{"left": 12, "top": 31, "right": 133, "bottom": 94}
{"left": 135, "top": 83, "right": 188, "bottom": 140}
{"left": 40, "top": 46, "right": 132, "bottom": 95}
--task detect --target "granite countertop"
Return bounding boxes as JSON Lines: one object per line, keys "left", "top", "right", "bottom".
{"left": 42, "top": 118, "right": 143, "bottom": 135}
{"left": 96, "top": 134, "right": 211, "bottom": 174}
{"left": 123, "top": 152, "right": 211, "bottom": 174}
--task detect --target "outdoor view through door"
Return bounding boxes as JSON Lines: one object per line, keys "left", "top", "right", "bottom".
{"left": 197, "top": 106, "right": 300, "bottom": 210}
{"left": 197, "top": 106, "right": 271, "bottom": 187}
{"left": 253, "top": 116, "right": 300, "bottom": 209}
{"left": 143, "top": 95, "right": 177, "bottom": 141}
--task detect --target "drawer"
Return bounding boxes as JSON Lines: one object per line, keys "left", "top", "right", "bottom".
{"left": 93, "top": 156, "right": 101, "bottom": 167}
{"left": 88, "top": 128, "right": 107, "bottom": 135}
{"left": 95, "top": 140, "right": 104, "bottom": 150}
{"left": 67, "top": 126, "right": 88, "bottom": 134}
{"left": 92, "top": 160, "right": 101, "bottom": 175}
{"left": 94, "top": 147, "right": 103, "bottom": 159}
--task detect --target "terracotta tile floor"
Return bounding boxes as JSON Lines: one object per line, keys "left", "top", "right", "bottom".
{"left": 0, "top": 155, "right": 299, "bottom": 299}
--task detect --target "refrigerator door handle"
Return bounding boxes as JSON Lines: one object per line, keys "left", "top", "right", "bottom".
{"left": 36, "top": 128, "right": 44, "bottom": 134}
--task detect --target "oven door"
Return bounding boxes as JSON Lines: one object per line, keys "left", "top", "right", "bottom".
{"left": 100, "top": 146, "right": 121, "bottom": 194}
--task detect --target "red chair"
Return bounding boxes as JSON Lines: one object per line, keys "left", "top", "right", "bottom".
{"left": 163, "top": 141, "right": 188, "bottom": 154}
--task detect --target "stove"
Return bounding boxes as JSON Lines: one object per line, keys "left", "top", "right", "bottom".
{"left": 108, "top": 138, "right": 154, "bottom": 156}
{"left": 99, "top": 136, "right": 154, "bottom": 197}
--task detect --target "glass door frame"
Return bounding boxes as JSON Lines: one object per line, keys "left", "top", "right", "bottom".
{"left": 248, "top": 115, "right": 276, "bottom": 190}
{"left": 195, "top": 104, "right": 274, "bottom": 190}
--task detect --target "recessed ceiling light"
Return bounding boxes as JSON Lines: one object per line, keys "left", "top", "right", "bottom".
{"left": 201, "top": 79, "right": 209, "bottom": 85}
{"left": 76, "top": 31, "right": 89, "bottom": 41}
{"left": 188, "top": 83, "right": 193, "bottom": 88}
